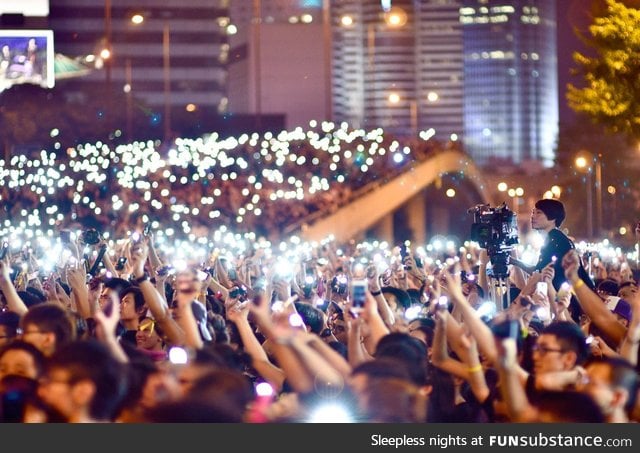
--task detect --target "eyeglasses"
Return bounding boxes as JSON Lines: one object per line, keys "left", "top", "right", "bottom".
{"left": 138, "top": 319, "right": 156, "bottom": 334}
{"left": 532, "top": 344, "right": 566, "bottom": 355}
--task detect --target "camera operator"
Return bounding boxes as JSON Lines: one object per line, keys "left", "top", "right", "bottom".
{"left": 511, "top": 199, "right": 594, "bottom": 292}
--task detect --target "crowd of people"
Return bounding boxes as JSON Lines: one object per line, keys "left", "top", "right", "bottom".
{"left": 0, "top": 187, "right": 638, "bottom": 423}
{"left": 0, "top": 123, "right": 445, "bottom": 242}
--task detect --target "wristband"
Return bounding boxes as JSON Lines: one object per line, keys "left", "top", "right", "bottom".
{"left": 572, "top": 278, "right": 584, "bottom": 290}
{"left": 370, "top": 290, "right": 382, "bottom": 297}
{"left": 467, "top": 364, "right": 483, "bottom": 373}
{"left": 132, "top": 273, "right": 149, "bottom": 285}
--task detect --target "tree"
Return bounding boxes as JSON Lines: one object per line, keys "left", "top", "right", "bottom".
{"left": 567, "top": 0, "right": 640, "bottom": 141}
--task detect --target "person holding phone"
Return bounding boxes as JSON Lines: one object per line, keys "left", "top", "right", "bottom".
{"left": 511, "top": 199, "right": 594, "bottom": 293}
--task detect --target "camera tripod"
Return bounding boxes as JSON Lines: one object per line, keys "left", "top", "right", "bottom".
{"left": 487, "top": 275, "right": 512, "bottom": 311}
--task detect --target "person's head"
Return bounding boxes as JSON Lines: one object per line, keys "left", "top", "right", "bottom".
{"left": 135, "top": 317, "right": 165, "bottom": 352}
{"left": 100, "top": 277, "right": 131, "bottom": 313}
{"left": 184, "top": 369, "right": 255, "bottom": 421}
{"left": 406, "top": 317, "right": 435, "bottom": 348}
{"left": 17, "top": 290, "right": 45, "bottom": 309}
{"left": 0, "top": 311, "right": 20, "bottom": 347}
{"left": 461, "top": 281, "right": 484, "bottom": 307}
{"left": 357, "top": 377, "right": 427, "bottom": 423}
{"left": 534, "top": 390, "right": 605, "bottom": 422}
{"left": 293, "top": 302, "right": 324, "bottom": 335}
{"left": 20, "top": 303, "right": 76, "bottom": 357}
{"left": 374, "top": 333, "right": 429, "bottom": 386}
{"left": 618, "top": 280, "right": 638, "bottom": 301}
{"left": 532, "top": 199, "right": 565, "bottom": 229}
{"left": 532, "top": 321, "right": 588, "bottom": 374}
{"left": 611, "top": 299, "right": 632, "bottom": 328}
{"left": 328, "top": 310, "right": 348, "bottom": 344}
{"left": 596, "top": 279, "right": 619, "bottom": 300}
{"left": 349, "top": 357, "right": 416, "bottom": 398}
{"left": 120, "top": 286, "right": 147, "bottom": 324}
{"left": 576, "top": 357, "right": 638, "bottom": 421}
{"left": 0, "top": 340, "right": 46, "bottom": 381}
{"left": 381, "top": 286, "right": 412, "bottom": 317}
{"left": 38, "top": 339, "right": 127, "bottom": 422}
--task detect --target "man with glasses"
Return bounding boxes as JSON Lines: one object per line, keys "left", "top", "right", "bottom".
{"left": 19, "top": 303, "right": 76, "bottom": 357}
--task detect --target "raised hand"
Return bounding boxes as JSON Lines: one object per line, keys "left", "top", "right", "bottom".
{"left": 561, "top": 249, "right": 580, "bottom": 283}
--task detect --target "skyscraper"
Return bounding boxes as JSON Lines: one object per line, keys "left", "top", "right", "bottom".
{"left": 331, "top": 0, "right": 464, "bottom": 142}
{"left": 461, "top": 0, "right": 558, "bottom": 167}
{"left": 330, "top": 0, "right": 557, "bottom": 167}
{"left": 48, "top": 0, "right": 229, "bottom": 138}
{"left": 227, "top": 0, "right": 327, "bottom": 129}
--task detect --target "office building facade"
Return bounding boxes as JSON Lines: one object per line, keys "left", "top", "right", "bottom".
{"left": 48, "top": 0, "right": 229, "bottom": 118}
{"left": 461, "top": 0, "right": 558, "bottom": 167}
{"left": 331, "top": 0, "right": 557, "bottom": 167}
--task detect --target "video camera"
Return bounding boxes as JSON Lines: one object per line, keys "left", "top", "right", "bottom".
{"left": 468, "top": 202, "right": 519, "bottom": 279}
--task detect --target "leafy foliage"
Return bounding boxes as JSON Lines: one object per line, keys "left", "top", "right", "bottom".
{"left": 567, "top": 0, "right": 640, "bottom": 140}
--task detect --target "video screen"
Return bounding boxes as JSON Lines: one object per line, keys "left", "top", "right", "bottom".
{"left": 0, "top": 29, "right": 55, "bottom": 92}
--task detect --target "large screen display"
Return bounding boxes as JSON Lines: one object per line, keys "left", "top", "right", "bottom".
{"left": 0, "top": 29, "right": 55, "bottom": 92}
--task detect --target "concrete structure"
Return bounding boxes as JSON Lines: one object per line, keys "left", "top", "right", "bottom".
{"left": 297, "top": 149, "right": 493, "bottom": 243}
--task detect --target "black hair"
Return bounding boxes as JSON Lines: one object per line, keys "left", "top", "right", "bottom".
{"left": 21, "top": 303, "right": 77, "bottom": 352}
{"left": 597, "top": 279, "right": 619, "bottom": 296}
{"left": 0, "top": 340, "right": 46, "bottom": 378}
{"left": 120, "top": 286, "right": 146, "bottom": 312}
{"left": 534, "top": 390, "right": 605, "bottom": 422}
{"left": 46, "top": 339, "right": 127, "bottom": 421}
{"left": 534, "top": 199, "right": 566, "bottom": 227}
{"left": 293, "top": 302, "right": 324, "bottom": 335}
{"left": 0, "top": 311, "right": 20, "bottom": 338}
{"left": 541, "top": 321, "right": 588, "bottom": 365}
{"left": 103, "top": 277, "right": 132, "bottom": 299}
{"left": 17, "top": 291, "right": 45, "bottom": 309}
{"left": 374, "top": 333, "right": 429, "bottom": 386}
{"left": 381, "top": 286, "right": 412, "bottom": 310}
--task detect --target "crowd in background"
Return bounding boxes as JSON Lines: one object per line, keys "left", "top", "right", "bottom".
{"left": 0, "top": 124, "right": 445, "bottom": 241}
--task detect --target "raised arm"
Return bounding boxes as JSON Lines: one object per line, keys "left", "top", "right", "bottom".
{"left": 0, "top": 261, "right": 28, "bottom": 316}
{"left": 226, "top": 292, "right": 286, "bottom": 392}
{"left": 130, "top": 241, "right": 185, "bottom": 347}
{"left": 562, "top": 250, "right": 626, "bottom": 345}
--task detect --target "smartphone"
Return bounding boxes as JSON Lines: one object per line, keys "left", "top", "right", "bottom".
{"left": 350, "top": 279, "right": 368, "bottom": 312}
{"left": 585, "top": 334, "right": 595, "bottom": 345}
{"left": 196, "top": 269, "right": 209, "bottom": 282}
{"left": 115, "top": 256, "right": 127, "bottom": 271}
{"left": 437, "top": 295, "right": 449, "bottom": 312}
{"left": 156, "top": 265, "right": 176, "bottom": 277}
{"left": 491, "top": 318, "right": 520, "bottom": 340}
{"left": 143, "top": 222, "right": 152, "bottom": 237}
{"left": 535, "top": 281, "right": 548, "bottom": 295}
{"left": 0, "top": 242, "right": 8, "bottom": 260}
